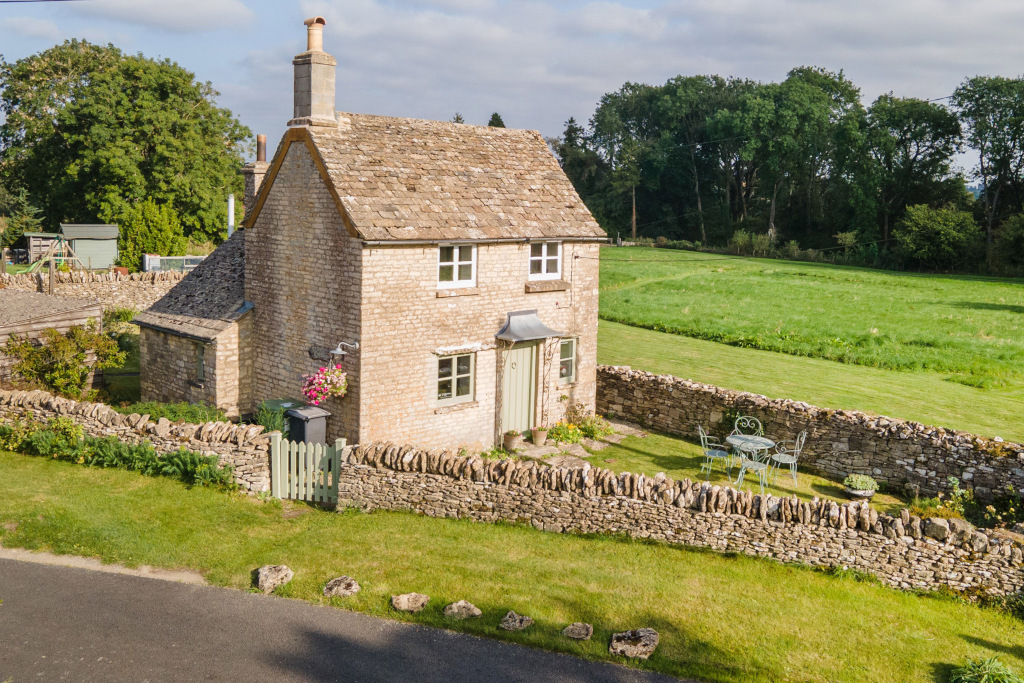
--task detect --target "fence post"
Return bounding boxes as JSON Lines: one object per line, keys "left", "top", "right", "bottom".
{"left": 333, "top": 438, "right": 345, "bottom": 503}
{"left": 270, "top": 432, "right": 282, "bottom": 499}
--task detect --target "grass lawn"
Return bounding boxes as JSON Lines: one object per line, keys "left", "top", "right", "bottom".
{"left": 598, "top": 320, "right": 1024, "bottom": 442}
{"left": 599, "top": 247, "right": 1024, "bottom": 389}
{"left": 1, "top": 450, "right": 1022, "bottom": 682}
{"left": 584, "top": 430, "right": 908, "bottom": 516}
{"left": 3, "top": 262, "right": 31, "bottom": 275}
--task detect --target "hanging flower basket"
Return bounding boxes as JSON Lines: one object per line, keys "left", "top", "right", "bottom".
{"left": 301, "top": 364, "right": 348, "bottom": 406}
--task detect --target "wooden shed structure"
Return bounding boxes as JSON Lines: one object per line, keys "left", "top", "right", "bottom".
{"left": 25, "top": 233, "right": 60, "bottom": 263}
{"left": 60, "top": 224, "right": 119, "bottom": 269}
{"left": 0, "top": 290, "right": 104, "bottom": 384}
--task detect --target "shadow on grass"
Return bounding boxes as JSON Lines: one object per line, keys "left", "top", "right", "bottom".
{"left": 949, "top": 301, "right": 1024, "bottom": 315}
{"left": 961, "top": 634, "right": 1024, "bottom": 661}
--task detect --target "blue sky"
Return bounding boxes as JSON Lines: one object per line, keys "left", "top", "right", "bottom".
{"left": 2, "top": 0, "right": 1023, "bottom": 159}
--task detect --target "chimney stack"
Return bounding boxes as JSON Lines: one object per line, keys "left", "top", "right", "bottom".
{"left": 242, "top": 134, "right": 270, "bottom": 217}
{"left": 289, "top": 16, "right": 337, "bottom": 128}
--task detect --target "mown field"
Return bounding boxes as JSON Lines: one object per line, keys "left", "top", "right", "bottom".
{"left": 2, "top": 451, "right": 1022, "bottom": 683}
{"left": 598, "top": 248, "right": 1024, "bottom": 439}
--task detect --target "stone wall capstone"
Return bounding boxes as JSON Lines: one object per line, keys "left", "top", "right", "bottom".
{"left": 0, "top": 270, "right": 186, "bottom": 312}
{"left": 330, "top": 441, "right": 1023, "bottom": 596}
{"left": 596, "top": 365, "right": 1024, "bottom": 501}
{"left": 0, "top": 389, "right": 269, "bottom": 492}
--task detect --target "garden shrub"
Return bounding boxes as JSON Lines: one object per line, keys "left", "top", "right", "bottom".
{"left": 547, "top": 421, "right": 583, "bottom": 444}
{"left": 728, "top": 229, "right": 753, "bottom": 255}
{"left": 102, "top": 307, "right": 139, "bottom": 327}
{"left": 113, "top": 401, "right": 227, "bottom": 423}
{"left": 751, "top": 233, "right": 772, "bottom": 256}
{"left": 949, "top": 657, "right": 1023, "bottom": 683}
{"left": 3, "top": 322, "right": 126, "bottom": 398}
{"left": 252, "top": 401, "right": 289, "bottom": 435}
{"left": 564, "top": 398, "right": 613, "bottom": 440}
{"left": 781, "top": 240, "right": 801, "bottom": 260}
{"left": 107, "top": 198, "right": 188, "bottom": 272}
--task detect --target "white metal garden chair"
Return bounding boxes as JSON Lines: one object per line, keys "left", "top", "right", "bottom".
{"left": 730, "top": 415, "right": 763, "bottom": 437}
{"left": 699, "top": 425, "right": 732, "bottom": 481}
{"left": 770, "top": 431, "right": 807, "bottom": 485}
{"left": 734, "top": 443, "right": 770, "bottom": 495}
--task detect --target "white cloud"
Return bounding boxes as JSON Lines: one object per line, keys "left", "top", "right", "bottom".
{"left": 73, "top": 0, "right": 256, "bottom": 34}
{"left": 0, "top": 17, "right": 60, "bottom": 41}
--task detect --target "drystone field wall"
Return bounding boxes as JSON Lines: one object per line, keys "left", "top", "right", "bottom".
{"left": 597, "top": 366, "right": 1024, "bottom": 501}
{"left": 332, "top": 442, "right": 1023, "bottom": 596}
{"left": 0, "top": 389, "right": 269, "bottom": 492}
{"left": 0, "top": 270, "right": 185, "bottom": 311}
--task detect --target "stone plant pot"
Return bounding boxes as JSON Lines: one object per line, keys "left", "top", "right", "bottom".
{"left": 531, "top": 428, "right": 548, "bottom": 445}
{"left": 845, "top": 488, "right": 876, "bottom": 500}
{"left": 503, "top": 432, "right": 524, "bottom": 451}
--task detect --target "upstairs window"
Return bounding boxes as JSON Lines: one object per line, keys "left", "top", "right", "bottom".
{"left": 559, "top": 338, "right": 576, "bottom": 384}
{"left": 437, "top": 353, "right": 475, "bottom": 405}
{"left": 438, "top": 244, "right": 476, "bottom": 288}
{"left": 529, "top": 241, "right": 561, "bottom": 280}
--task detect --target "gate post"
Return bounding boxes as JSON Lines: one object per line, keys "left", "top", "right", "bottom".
{"left": 270, "top": 432, "right": 283, "bottom": 499}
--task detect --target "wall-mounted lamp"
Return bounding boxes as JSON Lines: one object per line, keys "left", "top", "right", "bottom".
{"left": 331, "top": 341, "right": 360, "bottom": 358}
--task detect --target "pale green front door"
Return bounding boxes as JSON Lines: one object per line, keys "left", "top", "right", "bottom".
{"left": 500, "top": 343, "right": 538, "bottom": 433}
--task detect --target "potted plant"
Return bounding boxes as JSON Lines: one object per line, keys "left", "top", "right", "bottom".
{"left": 531, "top": 425, "right": 549, "bottom": 445}
{"left": 301, "top": 364, "right": 348, "bottom": 405}
{"left": 844, "top": 474, "right": 879, "bottom": 499}
{"left": 503, "top": 430, "right": 524, "bottom": 451}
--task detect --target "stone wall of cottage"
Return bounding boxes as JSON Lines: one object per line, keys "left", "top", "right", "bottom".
{"left": 331, "top": 442, "right": 1023, "bottom": 596}
{"left": 0, "top": 389, "right": 270, "bottom": 491}
{"left": 0, "top": 270, "right": 185, "bottom": 311}
{"left": 358, "top": 241, "right": 600, "bottom": 451}
{"left": 245, "top": 141, "right": 363, "bottom": 441}
{"left": 596, "top": 366, "right": 1024, "bottom": 501}
{"left": 138, "top": 317, "right": 251, "bottom": 418}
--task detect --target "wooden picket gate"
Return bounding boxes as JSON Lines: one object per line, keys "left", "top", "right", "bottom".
{"left": 269, "top": 434, "right": 346, "bottom": 504}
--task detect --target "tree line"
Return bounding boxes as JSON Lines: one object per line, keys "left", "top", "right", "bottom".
{"left": 552, "top": 67, "right": 1024, "bottom": 274}
{"left": 0, "top": 40, "right": 249, "bottom": 269}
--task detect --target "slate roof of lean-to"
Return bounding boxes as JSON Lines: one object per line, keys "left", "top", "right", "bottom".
{"left": 132, "top": 230, "right": 246, "bottom": 341}
{"left": 279, "top": 112, "right": 606, "bottom": 242}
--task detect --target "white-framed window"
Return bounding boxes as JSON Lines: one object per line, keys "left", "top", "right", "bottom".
{"left": 559, "top": 338, "right": 576, "bottom": 384}
{"left": 437, "top": 353, "right": 475, "bottom": 405}
{"left": 438, "top": 244, "right": 476, "bottom": 288}
{"left": 529, "top": 241, "right": 561, "bottom": 280}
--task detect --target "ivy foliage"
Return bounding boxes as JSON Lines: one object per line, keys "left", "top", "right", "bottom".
{"left": 3, "top": 322, "right": 126, "bottom": 397}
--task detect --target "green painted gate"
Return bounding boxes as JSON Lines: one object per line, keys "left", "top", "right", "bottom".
{"left": 500, "top": 343, "right": 538, "bottom": 433}
{"left": 269, "top": 434, "right": 346, "bottom": 504}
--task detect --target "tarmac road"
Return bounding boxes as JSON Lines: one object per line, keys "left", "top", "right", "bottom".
{"left": 0, "top": 557, "right": 684, "bottom": 682}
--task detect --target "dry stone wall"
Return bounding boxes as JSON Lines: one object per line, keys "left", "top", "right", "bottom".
{"left": 0, "top": 389, "right": 269, "bottom": 492}
{"left": 0, "top": 270, "right": 185, "bottom": 311}
{"left": 333, "top": 442, "right": 1023, "bottom": 596}
{"left": 597, "top": 366, "right": 1024, "bottom": 501}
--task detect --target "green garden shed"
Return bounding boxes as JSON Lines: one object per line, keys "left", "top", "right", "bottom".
{"left": 60, "top": 224, "right": 119, "bottom": 270}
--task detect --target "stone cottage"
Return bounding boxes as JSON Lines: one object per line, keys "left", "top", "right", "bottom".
{"left": 136, "top": 17, "right": 605, "bottom": 449}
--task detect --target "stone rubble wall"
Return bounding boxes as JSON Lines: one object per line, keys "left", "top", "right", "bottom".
{"left": 596, "top": 366, "right": 1024, "bottom": 501}
{"left": 0, "top": 270, "right": 186, "bottom": 312}
{"left": 333, "top": 442, "right": 1023, "bottom": 596}
{"left": 0, "top": 389, "right": 269, "bottom": 492}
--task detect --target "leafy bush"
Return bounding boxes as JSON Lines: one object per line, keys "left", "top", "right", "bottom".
{"left": 113, "top": 401, "right": 227, "bottom": 423}
{"left": 102, "top": 307, "right": 139, "bottom": 327}
{"left": 781, "top": 240, "right": 801, "bottom": 260}
{"left": 252, "top": 401, "right": 288, "bottom": 435}
{"left": 949, "top": 657, "right": 1023, "bottom": 683}
{"left": 895, "top": 205, "right": 982, "bottom": 271}
{"left": 843, "top": 474, "right": 878, "bottom": 491}
{"left": 547, "top": 421, "right": 583, "bottom": 444}
{"left": 995, "top": 213, "right": 1024, "bottom": 271}
{"left": 728, "top": 229, "right": 752, "bottom": 255}
{"left": 751, "top": 233, "right": 772, "bottom": 256}
{"left": 3, "top": 322, "right": 126, "bottom": 398}
{"left": 564, "top": 398, "right": 613, "bottom": 440}
{"left": 979, "top": 485, "right": 1022, "bottom": 529}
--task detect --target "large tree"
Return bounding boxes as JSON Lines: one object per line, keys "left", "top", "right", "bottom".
{"left": 0, "top": 40, "right": 250, "bottom": 242}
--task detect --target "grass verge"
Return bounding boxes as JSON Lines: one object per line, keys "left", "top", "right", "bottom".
{"left": 1, "top": 450, "right": 1021, "bottom": 682}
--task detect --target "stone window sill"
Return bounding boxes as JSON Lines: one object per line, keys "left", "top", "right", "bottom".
{"left": 435, "top": 400, "right": 479, "bottom": 414}
{"left": 525, "top": 279, "right": 569, "bottom": 293}
{"left": 436, "top": 287, "right": 480, "bottom": 298}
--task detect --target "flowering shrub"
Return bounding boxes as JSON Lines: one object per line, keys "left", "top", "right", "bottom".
{"left": 548, "top": 421, "right": 583, "bottom": 444}
{"left": 563, "top": 398, "right": 613, "bottom": 439}
{"left": 301, "top": 364, "right": 348, "bottom": 405}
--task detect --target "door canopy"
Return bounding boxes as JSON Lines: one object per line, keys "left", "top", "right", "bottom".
{"left": 495, "top": 310, "right": 563, "bottom": 343}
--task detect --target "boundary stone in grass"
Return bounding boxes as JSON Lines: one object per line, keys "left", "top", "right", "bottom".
{"left": 444, "top": 600, "right": 482, "bottom": 619}
{"left": 256, "top": 565, "right": 293, "bottom": 593}
{"left": 609, "top": 628, "right": 659, "bottom": 659}
{"left": 499, "top": 611, "right": 533, "bottom": 631}
{"left": 391, "top": 593, "right": 429, "bottom": 613}
{"left": 562, "top": 623, "right": 593, "bottom": 640}
{"left": 323, "top": 576, "right": 360, "bottom": 598}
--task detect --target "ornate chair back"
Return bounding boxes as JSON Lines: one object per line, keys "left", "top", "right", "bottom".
{"left": 732, "top": 415, "right": 763, "bottom": 436}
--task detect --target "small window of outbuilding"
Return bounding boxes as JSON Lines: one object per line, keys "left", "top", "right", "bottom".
{"left": 195, "top": 342, "right": 206, "bottom": 382}
{"left": 529, "top": 242, "right": 561, "bottom": 280}
{"left": 559, "top": 338, "right": 576, "bottom": 384}
{"left": 437, "top": 353, "right": 474, "bottom": 404}
{"left": 438, "top": 244, "right": 476, "bottom": 287}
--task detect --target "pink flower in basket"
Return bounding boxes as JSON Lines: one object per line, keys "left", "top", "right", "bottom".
{"left": 301, "top": 363, "right": 347, "bottom": 405}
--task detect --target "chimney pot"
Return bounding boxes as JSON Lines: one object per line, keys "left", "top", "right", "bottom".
{"left": 256, "top": 134, "right": 266, "bottom": 162}
{"left": 304, "top": 16, "right": 326, "bottom": 52}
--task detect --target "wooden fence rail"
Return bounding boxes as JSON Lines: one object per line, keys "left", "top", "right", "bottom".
{"left": 269, "top": 434, "right": 346, "bottom": 504}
